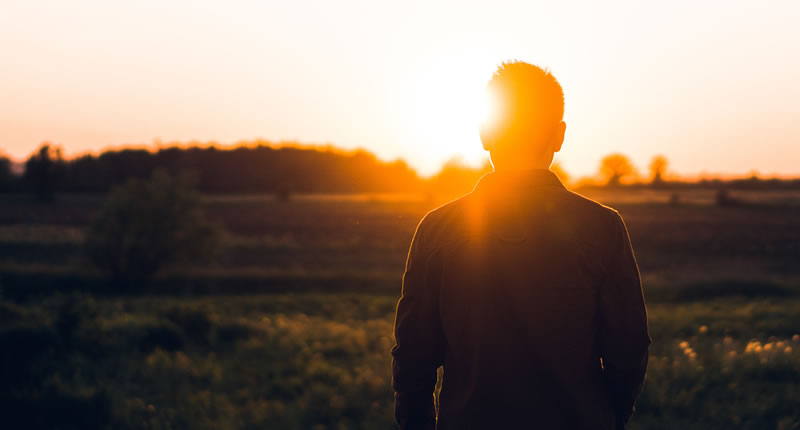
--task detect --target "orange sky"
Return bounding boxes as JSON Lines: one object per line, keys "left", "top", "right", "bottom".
{"left": 1, "top": 0, "right": 799, "bottom": 177}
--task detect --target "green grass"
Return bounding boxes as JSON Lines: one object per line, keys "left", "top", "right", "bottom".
{"left": 2, "top": 192, "right": 800, "bottom": 428}
{"left": 2, "top": 292, "right": 799, "bottom": 429}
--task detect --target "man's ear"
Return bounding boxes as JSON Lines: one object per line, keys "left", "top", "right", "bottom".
{"left": 552, "top": 121, "right": 566, "bottom": 153}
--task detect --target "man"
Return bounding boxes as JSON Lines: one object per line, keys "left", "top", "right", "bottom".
{"left": 391, "top": 61, "right": 651, "bottom": 430}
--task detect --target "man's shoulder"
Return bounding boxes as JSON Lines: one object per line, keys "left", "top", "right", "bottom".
{"left": 416, "top": 192, "right": 474, "bottom": 233}
{"left": 561, "top": 189, "right": 622, "bottom": 221}
{"left": 415, "top": 188, "right": 625, "bottom": 238}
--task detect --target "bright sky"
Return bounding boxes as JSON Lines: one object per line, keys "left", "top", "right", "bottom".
{"left": 1, "top": 0, "right": 799, "bottom": 177}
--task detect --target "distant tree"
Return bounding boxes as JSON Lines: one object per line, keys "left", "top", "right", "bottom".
{"left": 84, "top": 169, "right": 219, "bottom": 284}
{"left": 23, "top": 143, "right": 66, "bottom": 201}
{"left": 0, "top": 155, "right": 15, "bottom": 192}
{"left": 649, "top": 155, "right": 669, "bottom": 185}
{"left": 550, "top": 161, "right": 570, "bottom": 185}
{"left": 599, "top": 153, "right": 636, "bottom": 186}
{"left": 63, "top": 154, "right": 104, "bottom": 193}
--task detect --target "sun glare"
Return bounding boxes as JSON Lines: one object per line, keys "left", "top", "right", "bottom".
{"left": 412, "top": 55, "right": 498, "bottom": 170}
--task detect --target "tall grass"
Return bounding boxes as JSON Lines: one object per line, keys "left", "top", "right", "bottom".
{"left": 1, "top": 292, "right": 798, "bottom": 429}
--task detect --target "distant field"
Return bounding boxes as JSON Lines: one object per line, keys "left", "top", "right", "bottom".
{"left": 1, "top": 189, "right": 800, "bottom": 293}
{"left": 581, "top": 187, "right": 800, "bottom": 206}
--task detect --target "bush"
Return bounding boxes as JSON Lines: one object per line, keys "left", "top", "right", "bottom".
{"left": 85, "top": 170, "right": 219, "bottom": 283}
{"left": 164, "top": 306, "right": 213, "bottom": 343}
{"left": 140, "top": 320, "right": 185, "bottom": 352}
{"left": 215, "top": 319, "right": 257, "bottom": 343}
{"left": 104, "top": 317, "right": 186, "bottom": 352}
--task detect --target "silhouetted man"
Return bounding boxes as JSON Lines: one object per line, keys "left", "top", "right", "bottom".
{"left": 392, "top": 61, "right": 650, "bottom": 430}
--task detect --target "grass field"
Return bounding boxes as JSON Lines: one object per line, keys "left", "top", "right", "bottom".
{"left": 1, "top": 189, "right": 800, "bottom": 428}
{"left": 2, "top": 189, "right": 800, "bottom": 285}
{"left": 2, "top": 293, "right": 799, "bottom": 429}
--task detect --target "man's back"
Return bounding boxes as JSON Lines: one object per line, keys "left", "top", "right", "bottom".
{"left": 392, "top": 170, "right": 650, "bottom": 430}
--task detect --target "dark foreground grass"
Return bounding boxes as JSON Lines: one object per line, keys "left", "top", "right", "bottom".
{"left": 1, "top": 292, "right": 799, "bottom": 430}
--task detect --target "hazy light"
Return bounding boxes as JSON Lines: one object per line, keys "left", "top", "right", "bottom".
{"left": 1, "top": 1, "right": 799, "bottom": 177}
{"left": 410, "top": 53, "right": 498, "bottom": 170}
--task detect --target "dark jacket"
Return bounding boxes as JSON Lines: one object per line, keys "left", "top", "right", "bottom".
{"left": 392, "top": 169, "right": 650, "bottom": 430}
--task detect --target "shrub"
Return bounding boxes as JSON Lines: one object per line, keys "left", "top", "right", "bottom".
{"left": 215, "top": 319, "right": 257, "bottom": 343}
{"left": 104, "top": 317, "right": 185, "bottom": 352}
{"left": 164, "top": 306, "right": 213, "bottom": 343}
{"left": 140, "top": 320, "right": 185, "bottom": 352}
{"left": 84, "top": 170, "right": 219, "bottom": 283}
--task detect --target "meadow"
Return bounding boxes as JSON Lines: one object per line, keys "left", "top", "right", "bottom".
{"left": 1, "top": 188, "right": 800, "bottom": 429}
{"left": 2, "top": 293, "right": 799, "bottom": 429}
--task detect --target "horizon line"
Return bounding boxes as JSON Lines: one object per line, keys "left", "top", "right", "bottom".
{"left": 4, "top": 139, "right": 800, "bottom": 182}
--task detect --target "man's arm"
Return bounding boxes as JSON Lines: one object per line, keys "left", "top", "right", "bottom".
{"left": 599, "top": 213, "right": 651, "bottom": 427}
{"left": 391, "top": 218, "right": 444, "bottom": 430}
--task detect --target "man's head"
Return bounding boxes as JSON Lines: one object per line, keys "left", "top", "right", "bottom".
{"left": 479, "top": 61, "right": 566, "bottom": 170}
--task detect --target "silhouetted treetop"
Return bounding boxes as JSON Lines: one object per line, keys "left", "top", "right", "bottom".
{"left": 600, "top": 153, "right": 636, "bottom": 186}
{"left": 54, "top": 142, "right": 424, "bottom": 194}
{"left": 24, "top": 143, "right": 66, "bottom": 201}
{"left": 649, "top": 155, "right": 668, "bottom": 184}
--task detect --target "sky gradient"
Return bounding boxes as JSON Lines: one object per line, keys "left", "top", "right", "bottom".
{"left": 1, "top": 0, "right": 799, "bottom": 177}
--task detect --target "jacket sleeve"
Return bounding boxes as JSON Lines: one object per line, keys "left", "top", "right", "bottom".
{"left": 391, "top": 218, "right": 444, "bottom": 430}
{"left": 599, "top": 213, "right": 651, "bottom": 427}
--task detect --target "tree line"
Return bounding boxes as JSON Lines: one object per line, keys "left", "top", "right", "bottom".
{"left": 0, "top": 142, "right": 425, "bottom": 198}
{"left": 2, "top": 142, "right": 799, "bottom": 201}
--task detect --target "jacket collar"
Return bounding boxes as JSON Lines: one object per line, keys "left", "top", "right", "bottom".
{"left": 473, "top": 169, "right": 565, "bottom": 194}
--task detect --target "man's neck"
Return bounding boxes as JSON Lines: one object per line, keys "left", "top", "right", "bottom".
{"left": 490, "top": 152, "right": 554, "bottom": 173}
{"left": 492, "top": 161, "right": 552, "bottom": 173}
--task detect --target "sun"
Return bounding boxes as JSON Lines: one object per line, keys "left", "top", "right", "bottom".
{"left": 412, "top": 55, "right": 498, "bottom": 171}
